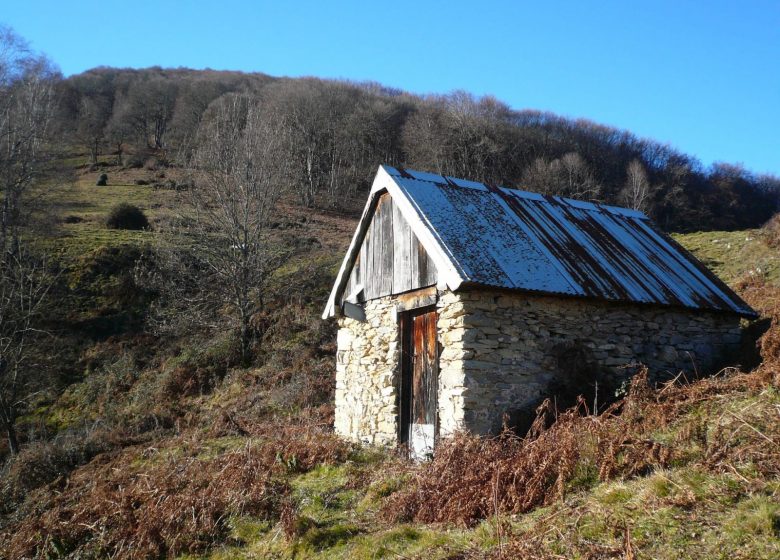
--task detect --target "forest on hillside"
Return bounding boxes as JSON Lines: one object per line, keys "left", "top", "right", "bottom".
{"left": 55, "top": 65, "right": 780, "bottom": 232}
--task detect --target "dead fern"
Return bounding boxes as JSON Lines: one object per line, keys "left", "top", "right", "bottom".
{"left": 1, "top": 425, "right": 350, "bottom": 559}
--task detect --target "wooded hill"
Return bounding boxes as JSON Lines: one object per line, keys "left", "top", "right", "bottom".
{"left": 57, "top": 66, "right": 780, "bottom": 232}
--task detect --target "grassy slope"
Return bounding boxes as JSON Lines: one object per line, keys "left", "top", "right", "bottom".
{"left": 188, "top": 377, "right": 780, "bottom": 560}
{"left": 180, "top": 234, "right": 779, "bottom": 559}
{"left": 672, "top": 229, "right": 780, "bottom": 287}
{"left": 37, "top": 165, "right": 173, "bottom": 260}
{"left": 3, "top": 159, "right": 779, "bottom": 560}
{"left": 23, "top": 159, "right": 357, "bottom": 431}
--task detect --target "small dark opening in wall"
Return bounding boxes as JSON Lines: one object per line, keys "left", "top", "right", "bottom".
{"left": 740, "top": 317, "right": 772, "bottom": 370}
{"left": 508, "top": 340, "right": 629, "bottom": 435}
{"left": 342, "top": 301, "right": 366, "bottom": 322}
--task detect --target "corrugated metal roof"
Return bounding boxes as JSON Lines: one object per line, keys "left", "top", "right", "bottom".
{"left": 323, "top": 165, "right": 756, "bottom": 318}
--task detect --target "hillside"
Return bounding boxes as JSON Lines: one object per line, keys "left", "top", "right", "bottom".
{"left": 0, "top": 152, "right": 778, "bottom": 559}
{"left": 52, "top": 66, "right": 780, "bottom": 233}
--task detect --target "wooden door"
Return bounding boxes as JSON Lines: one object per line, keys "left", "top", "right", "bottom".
{"left": 399, "top": 307, "right": 438, "bottom": 459}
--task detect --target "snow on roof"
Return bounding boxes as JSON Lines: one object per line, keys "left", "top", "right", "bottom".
{"left": 323, "top": 165, "right": 756, "bottom": 318}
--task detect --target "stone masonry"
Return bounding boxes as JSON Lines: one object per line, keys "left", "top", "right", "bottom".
{"left": 334, "top": 296, "right": 400, "bottom": 445}
{"left": 437, "top": 289, "right": 742, "bottom": 435}
{"left": 334, "top": 288, "right": 743, "bottom": 445}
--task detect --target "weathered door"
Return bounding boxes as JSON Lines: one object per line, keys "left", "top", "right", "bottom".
{"left": 399, "top": 307, "right": 438, "bottom": 459}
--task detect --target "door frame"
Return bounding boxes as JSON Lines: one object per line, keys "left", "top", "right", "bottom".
{"left": 397, "top": 305, "right": 439, "bottom": 450}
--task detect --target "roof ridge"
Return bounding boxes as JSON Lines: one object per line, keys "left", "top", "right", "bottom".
{"left": 383, "top": 165, "right": 647, "bottom": 219}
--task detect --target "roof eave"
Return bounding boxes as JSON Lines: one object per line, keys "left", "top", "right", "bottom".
{"left": 452, "top": 280, "right": 758, "bottom": 319}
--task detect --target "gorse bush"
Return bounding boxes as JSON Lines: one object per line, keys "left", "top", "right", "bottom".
{"left": 106, "top": 203, "right": 149, "bottom": 230}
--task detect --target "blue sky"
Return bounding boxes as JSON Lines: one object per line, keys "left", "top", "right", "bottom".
{"left": 3, "top": 0, "right": 779, "bottom": 175}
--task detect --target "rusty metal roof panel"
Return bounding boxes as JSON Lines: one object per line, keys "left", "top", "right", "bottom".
{"left": 382, "top": 165, "right": 755, "bottom": 317}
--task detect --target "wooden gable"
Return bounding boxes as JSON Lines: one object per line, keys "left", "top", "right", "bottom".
{"left": 342, "top": 192, "right": 437, "bottom": 304}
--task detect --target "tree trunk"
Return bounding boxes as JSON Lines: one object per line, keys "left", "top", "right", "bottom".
{"left": 7, "top": 424, "right": 19, "bottom": 455}
{"left": 239, "top": 307, "right": 252, "bottom": 367}
{"left": 90, "top": 138, "right": 99, "bottom": 165}
{"left": 2, "top": 415, "right": 20, "bottom": 455}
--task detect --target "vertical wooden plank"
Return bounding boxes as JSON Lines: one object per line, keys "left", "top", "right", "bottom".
{"left": 369, "top": 194, "right": 385, "bottom": 300}
{"left": 424, "top": 310, "right": 438, "bottom": 427}
{"left": 362, "top": 217, "right": 374, "bottom": 300}
{"left": 412, "top": 242, "right": 437, "bottom": 288}
{"left": 416, "top": 240, "right": 429, "bottom": 288}
{"left": 379, "top": 194, "right": 393, "bottom": 296}
{"left": 411, "top": 313, "right": 424, "bottom": 424}
{"left": 370, "top": 198, "right": 377, "bottom": 299}
{"left": 344, "top": 269, "right": 353, "bottom": 303}
{"left": 410, "top": 309, "right": 438, "bottom": 426}
{"left": 424, "top": 248, "right": 438, "bottom": 287}
{"left": 409, "top": 222, "right": 419, "bottom": 290}
{"left": 348, "top": 253, "right": 361, "bottom": 301}
{"left": 392, "top": 199, "right": 412, "bottom": 294}
{"left": 365, "top": 205, "right": 374, "bottom": 300}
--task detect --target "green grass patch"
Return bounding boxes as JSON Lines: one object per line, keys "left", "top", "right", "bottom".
{"left": 191, "top": 457, "right": 481, "bottom": 559}
{"left": 674, "top": 229, "right": 780, "bottom": 286}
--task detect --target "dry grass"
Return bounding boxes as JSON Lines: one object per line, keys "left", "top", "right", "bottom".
{"left": 0, "top": 425, "right": 351, "bottom": 559}
{"left": 763, "top": 213, "right": 780, "bottom": 248}
{"left": 387, "top": 367, "right": 778, "bottom": 528}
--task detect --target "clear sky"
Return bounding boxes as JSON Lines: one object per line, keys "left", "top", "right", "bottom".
{"left": 3, "top": 0, "right": 779, "bottom": 175}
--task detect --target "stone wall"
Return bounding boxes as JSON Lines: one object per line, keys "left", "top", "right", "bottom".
{"left": 437, "top": 289, "right": 743, "bottom": 434}
{"left": 334, "top": 296, "right": 400, "bottom": 445}
{"left": 334, "top": 288, "right": 744, "bottom": 445}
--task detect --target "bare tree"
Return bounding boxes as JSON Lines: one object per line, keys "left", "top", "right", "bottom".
{"left": 168, "top": 78, "right": 227, "bottom": 156}
{"left": 0, "top": 28, "right": 57, "bottom": 244}
{"left": 78, "top": 95, "right": 112, "bottom": 164}
{"left": 402, "top": 93, "right": 513, "bottom": 184}
{"left": 619, "top": 159, "right": 651, "bottom": 213}
{"left": 63, "top": 72, "right": 114, "bottom": 165}
{"left": 0, "top": 249, "right": 53, "bottom": 454}
{"left": 521, "top": 156, "right": 557, "bottom": 194}
{"left": 151, "top": 93, "right": 286, "bottom": 365}
{"left": 558, "top": 152, "right": 601, "bottom": 199}
{"left": 521, "top": 153, "right": 601, "bottom": 199}
{"left": 114, "top": 77, "right": 177, "bottom": 150}
{"left": 263, "top": 80, "right": 359, "bottom": 207}
{"left": 105, "top": 115, "right": 132, "bottom": 166}
{"left": 401, "top": 101, "right": 448, "bottom": 174}
{"left": 0, "top": 26, "right": 57, "bottom": 454}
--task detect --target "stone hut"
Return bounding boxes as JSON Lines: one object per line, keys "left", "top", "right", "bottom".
{"left": 323, "top": 165, "right": 755, "bottom": 457}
